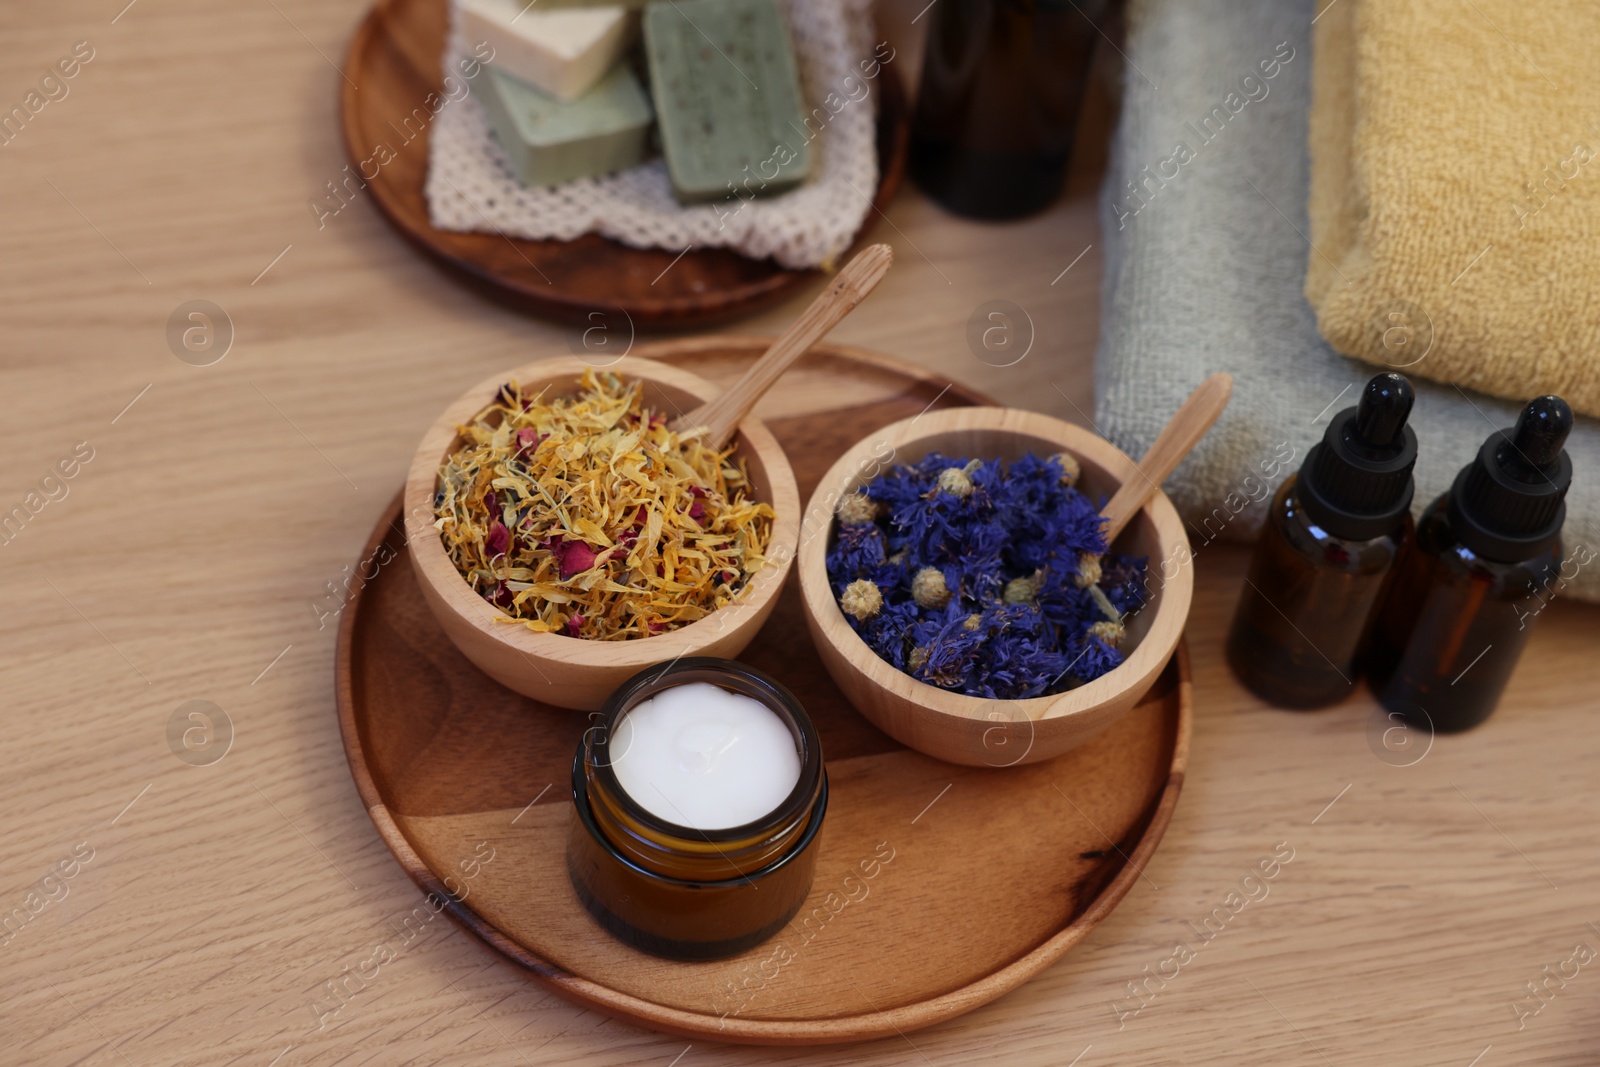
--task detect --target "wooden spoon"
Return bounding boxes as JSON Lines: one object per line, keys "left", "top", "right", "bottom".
{"left": 672, "top": 243, "right": 894, "bottom": 448}
{"left": 1098, "top": 372, "right": 1234, "bottom": 543}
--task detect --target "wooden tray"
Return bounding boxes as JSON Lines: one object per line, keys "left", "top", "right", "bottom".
{"left": 339, "top": 0, "right": 911, "bottom": 327}
{"left": 335, "top": 338, "right": 1192, "bottom": 1045}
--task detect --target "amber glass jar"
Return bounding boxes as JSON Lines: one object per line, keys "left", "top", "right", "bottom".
{"left": 1227, "top": 475, "right": 1411, "bottom": 707}
{"left": 909, "top": 0, "right": 1110, "bottom": 219}
{"left": 567, "top": 658, "right": 827, "bottom": 961}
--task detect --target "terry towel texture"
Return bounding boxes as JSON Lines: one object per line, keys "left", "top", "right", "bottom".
{"left": 1307, "top": 0, "right": 1600, "bottom": 418}
{"left": 1095, "top": 0, "right": 1600, "bottom": 602}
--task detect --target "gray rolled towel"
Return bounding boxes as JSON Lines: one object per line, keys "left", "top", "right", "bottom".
{"left": 1094, "top": 0, "right": 1600, "bottom": 601}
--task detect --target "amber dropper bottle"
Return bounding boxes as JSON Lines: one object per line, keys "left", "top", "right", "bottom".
{"left": 1367, "top": 396, "right": 1573, "bottom": 733}
{"left": 1226, "top": 373, "right": 1417, "bottom": 708}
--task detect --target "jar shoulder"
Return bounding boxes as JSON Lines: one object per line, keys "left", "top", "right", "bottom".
{"left": 1269, "top": 475, "right": 1409, "bottom": 574}
{"left": 1410, "top": 494, "right": 1563, "bottom": 595}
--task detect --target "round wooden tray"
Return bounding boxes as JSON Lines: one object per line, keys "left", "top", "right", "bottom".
{"left": 335, "top": 338, "right": 1192, "bottom": 1045}
{"left": 339, "top": 0, "right": 911, "bottom": 327}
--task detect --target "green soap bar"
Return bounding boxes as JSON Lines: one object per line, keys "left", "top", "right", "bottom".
{"left": 642, "top": 0, "right": 811, "bottom": 203}
{"left": 479, "top": 63, "right": 653, "bottom": 188}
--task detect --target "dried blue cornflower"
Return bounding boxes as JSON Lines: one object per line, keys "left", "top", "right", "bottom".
{"left": 827, "top": 521, "right": 887, "bottom": 585}
{"left": 1062, "top": 633, "right": 1125, "bottom": 685}
{"left": 826, "top": 452, "right": 1148, "bottom": 700}
{"left": 1100, "top": 555, "right": 1150, "bottom": 616}
{"left": 1035, "top": 575, "right": 1098, "bottom": 635}
{"left": 859, "top": 598, "right": 920, "bottom": 671}
{"left": 969, "top": 603, "right": 1073, "bottom": 699}
{"left": 906, "top": 602, "right": 986, "bottom": 690}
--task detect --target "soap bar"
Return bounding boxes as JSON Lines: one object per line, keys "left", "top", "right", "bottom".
{"left": 479, "top": 64, "right": 653, "bottom": 187}
{"left": 462, "top": 0, "right": 633, "bottom": 101}
{"left": 642, "top": 0, "right": 811, "bottom": 203}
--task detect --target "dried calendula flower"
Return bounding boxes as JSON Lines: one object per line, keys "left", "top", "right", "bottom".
{"left": 434, "top": 370, "right": 775, "bottom": 641}
{"left": 839, "top": 579, "right": 883, "bottom": 621}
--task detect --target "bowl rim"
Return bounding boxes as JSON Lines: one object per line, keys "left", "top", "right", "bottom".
{"left": 796, "top": 405, "right": 1192, "bottom": 723}
{"left": 402, "top": 355, "right": 801, "bottom": 669}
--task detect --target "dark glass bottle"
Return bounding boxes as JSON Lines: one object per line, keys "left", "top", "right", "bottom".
{"left": 1368, "top": 396, "right": 1574, "bottom": 733}
{"left": 908, "top": 0, "right": 1109, "bottom": 220}
{"left": 1227, "top": 373, "right": 1418, "bottom": 708}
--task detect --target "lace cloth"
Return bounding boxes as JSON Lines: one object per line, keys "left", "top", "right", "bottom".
{"left": 426, "top": 0, "right": 882, "bottom": 269}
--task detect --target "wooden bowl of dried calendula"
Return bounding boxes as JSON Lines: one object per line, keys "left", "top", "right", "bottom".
{"left": 796, "top": 406, "right": 1196, "bottom": 767}
{"left": 404, "top": 356, "right": 800, "bottom": 711}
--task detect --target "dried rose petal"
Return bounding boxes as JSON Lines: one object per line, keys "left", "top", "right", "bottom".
{"left": 486, "top": 520, "right": 510, "bottom": 557}
{"left": 565, "top": 614, "right": 585, "bottom": 638}
{"left": 514, "top": 428, "right": 547, "bottom": 457}
{"left": 551, "top": 539, "right": 597, "bottom": 579}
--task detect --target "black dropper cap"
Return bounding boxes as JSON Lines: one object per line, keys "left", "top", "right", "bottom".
{"left": 1299, "top": 373, "right": 1418, "bottom": 540}
{"left": 1448, "top": 395, "right": 1573, "bottom": 561}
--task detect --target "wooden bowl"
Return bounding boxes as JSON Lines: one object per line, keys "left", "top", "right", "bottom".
{"left": 403, "top": 355, "right": 800, "bottom": 710}
{"left": 797, "top": 407, "right": 1192, "bottom": 766}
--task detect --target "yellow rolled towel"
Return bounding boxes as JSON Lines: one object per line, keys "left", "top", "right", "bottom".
{"left": 1307, "top": 0, "right": 1600, "bottom": 417}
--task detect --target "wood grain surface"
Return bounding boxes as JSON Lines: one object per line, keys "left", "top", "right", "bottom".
{"left": 340, "top": 0, "right": 911, "bottom": 326}
{"left": 339, "top": 343, "right": 1188, "bottom": 1042}
{"left": 2, "top": 1, "right": 1597, "bottom": 1065}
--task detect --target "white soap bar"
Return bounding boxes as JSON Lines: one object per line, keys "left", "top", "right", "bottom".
{"left": 462, "top": 0, "right": 634, "bottom": 102}
{"left": 609, "top": 682, "right": 800, "bottom": 831}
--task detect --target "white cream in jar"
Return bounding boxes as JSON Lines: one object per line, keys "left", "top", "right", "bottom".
{"left": 608, "top": 681, "right": 801, "bottom": 831}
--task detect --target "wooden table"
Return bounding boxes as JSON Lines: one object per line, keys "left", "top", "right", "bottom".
{"left": 2, "top": 2, "right": 1596, "bottom": 1064}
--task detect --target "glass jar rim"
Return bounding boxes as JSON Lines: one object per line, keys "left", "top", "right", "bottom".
{"left": 583, "top": 657, "right": 824, "bottom": 844}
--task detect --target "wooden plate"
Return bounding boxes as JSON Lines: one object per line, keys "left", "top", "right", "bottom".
{"left": 335, "top": 338, "right": 1192, "bottom": 1045}
{"left": 339, "top": 0, "right": 911, "bottom": 327}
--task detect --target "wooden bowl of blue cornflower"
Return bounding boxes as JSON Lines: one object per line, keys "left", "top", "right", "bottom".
{"left": 797, "top": 405, "right": 1197, "bottom": 767}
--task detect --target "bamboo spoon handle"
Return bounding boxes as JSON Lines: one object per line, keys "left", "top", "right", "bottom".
{"left": 672, "top": 243, "right": 894, "bottom": 448}
{"left": 1098, "top": 372, "right": 1234, "bottom": 543}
